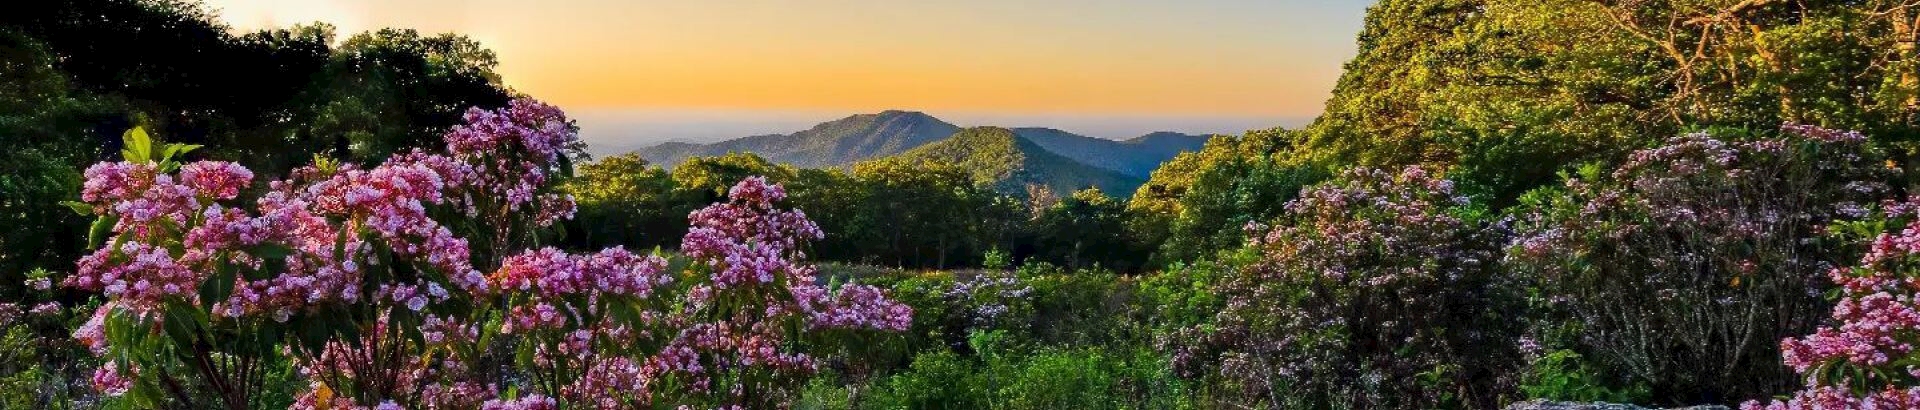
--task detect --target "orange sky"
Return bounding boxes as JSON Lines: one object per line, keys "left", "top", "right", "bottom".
{"left": 200, "top": 0, "right": 1369, "bottom": 119}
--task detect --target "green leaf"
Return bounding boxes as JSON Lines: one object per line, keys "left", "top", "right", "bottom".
{"left": 88, "top": 214, "right": 118, "bottom": 250}
{"left": 201, "top": 262, "right": 237, "bottom": 307}
{"left": 122, "top": 127, "right": 153, "bottom": 163}
{"left": 60, "top": 200, "right": 93, "bottom": 216}
{"left": 296, "top": 316, "right": 330, "bottom": 356}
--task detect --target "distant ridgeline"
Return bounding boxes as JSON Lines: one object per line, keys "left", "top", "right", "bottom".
{"left": 628, "top": 110, "right": 1213, "bottom": 195}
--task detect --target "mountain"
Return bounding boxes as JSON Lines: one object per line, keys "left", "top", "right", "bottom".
{"left": 878, "top": 127, "right": 1144, "bottom": 195}
{"left": 633, "top": 110, "right": 960, "bottom": 168}
{"left": 1010, "top": 128, "right": 1210, "bottom": 179}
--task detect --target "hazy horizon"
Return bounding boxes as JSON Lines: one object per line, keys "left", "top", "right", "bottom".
{"left": 573, "top": 107, "right": 1308, "bottom": 157}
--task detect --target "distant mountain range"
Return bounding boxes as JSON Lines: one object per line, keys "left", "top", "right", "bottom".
{"left": 626, "top": 110, "right": 1212, "bottom": 194}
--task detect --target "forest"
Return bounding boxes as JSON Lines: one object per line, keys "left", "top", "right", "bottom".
{"left": 10, "top": 0, "right": 1920, "bottom": 409}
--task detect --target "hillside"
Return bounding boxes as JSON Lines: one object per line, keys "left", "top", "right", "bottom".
{"left": 878, "top": 127, "right": 1144, "bottom": 195}
{"left": 1011, "top": 128, "right": 1210, "bottom": 179}
{"left": 633, "top": 110, "right": 960, "bottom": 168}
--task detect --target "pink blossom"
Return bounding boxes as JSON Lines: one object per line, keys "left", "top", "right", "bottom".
{"left": 179, "top": 160, "right": 254, "bottom": 200}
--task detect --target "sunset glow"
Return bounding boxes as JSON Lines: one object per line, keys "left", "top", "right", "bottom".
{"left": 199, "top": 0, "right": 1368, "bottom": 118}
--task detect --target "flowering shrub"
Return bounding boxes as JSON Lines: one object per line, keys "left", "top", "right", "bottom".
{"left": 0, "top": 269, "right": 95, "bottom": 408}
{"left": 62, "top": 98, "right": 579, "bottom": 408}
{"left": 1742, "top": 199, "right": 1920, "bottom": 409}
{"left": 497, "top": 176, "right": 912, "bottom": 407}
{"left": 944, "top": 266, "right": 1034, "bottom": 332}
{"left": 1508, "top": 124, "right": 1892, "bottom": 403}
{"left": 62, "top": 100, "right": 910, "bottom": 408}
{"left": 1170, "top": 166, "right": 1517, "bottom": 409}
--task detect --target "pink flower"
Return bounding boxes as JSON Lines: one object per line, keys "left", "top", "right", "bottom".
{"left": 91, "top": 364, "right": 134, "bottom": 396}
{"left": 481, "top": 394, "right": 558, "bottom": 410}
{"left": 179, "top": 161, "right": 254, "bottom": 200}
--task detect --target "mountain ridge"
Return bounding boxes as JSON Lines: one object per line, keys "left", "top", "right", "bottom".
{"left": 633, "top": 110, "right": 961, "bottom": 169}
{"left": 873, "top": 126, "right": 1145, "bottom": 195}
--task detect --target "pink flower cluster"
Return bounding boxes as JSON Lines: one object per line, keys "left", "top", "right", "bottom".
{"left": 491, "top": 246, "right": 668, "bottom": 334}
{"left": 481, "top": 395, "right": 558, "bottom": 410}
{"left": 652, "top": 177, "right": 910, "bottom": 403}
{"left": 681, "top": 177, "right": 824, "bottom": 288}
{"left": 296, "top": 158, "right": 483, "bottom": 292}
{"left": 1745, "top": 386, "right": 1920, "bottom": 410}
{"left": 1511, "top": 124, "right": 1893, "bottom": 401}
{"left": 679, "top": 177, "right": 907, "bottom": 331}
{"left": 67, "top": 241, "right": 198, "bottom": 314}
{"left": 492, "top": 247, "right": 669, "bottom": 299}
{"left": 81, "top": 162, "right": 197, "bottom": 238}
{"left": 442, "top": 98, "right": 578, "bottom": 221}
{"left": 1747, "top": 198, "right": 1920, "bottom": 409}
{"left": 489, "top": 177, "right": 909, "bottom": 407}
{"left": 91, "top": 365, "right": 134, "bottom": 396}
{"left": 179, "top": 161, "right": 255, "bottom": 200}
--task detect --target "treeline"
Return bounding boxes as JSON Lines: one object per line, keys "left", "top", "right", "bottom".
{"left": 564, "top": 153, "right": 1148, "bottom": 272}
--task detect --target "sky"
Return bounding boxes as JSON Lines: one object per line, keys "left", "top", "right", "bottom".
{"left": 198, "top": 0, "right": 1372, "bottom": 147}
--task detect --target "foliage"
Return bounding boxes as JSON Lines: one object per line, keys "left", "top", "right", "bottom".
{"left": 1509, "top": 124, "right": 1893, "bottom": 404}
{"left": 1303, "top": 0, "right": 1920, "bottom": 204}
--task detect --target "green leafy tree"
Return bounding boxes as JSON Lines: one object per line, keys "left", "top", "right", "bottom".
{"left": 852, "top": 159, "right": 1004, "bottom": 269}
{"left": 1031, "top": 188, "right": 1141, "bottom": 271}
{"left": 1131, "top": 128, "right": 1325, "bottom": 264}
{"left": 563, "top": 153, "right": 689, "bottom": 250}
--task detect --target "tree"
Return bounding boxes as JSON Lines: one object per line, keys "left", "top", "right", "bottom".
{"left": 563, "top": 154, "right": 688, "bottom": 250}
{"left": 852, "top": 159, "right": 1001, "bottom": 269}
{"left": 1032, "top": 188, "right": 1141, "bottom": 271}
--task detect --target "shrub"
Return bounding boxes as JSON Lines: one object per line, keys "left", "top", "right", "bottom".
{"left": 1171, "top": 166, "right": 1520, "bottom": 409}
{"left": 1508, "top": 124, "right": 1892, "bottom": 403}
{"left": 862, "top": 350, "right": 990, "bottom": 409}
{"left": 1519, "top": 349, "right": 1651, "bottom": 404}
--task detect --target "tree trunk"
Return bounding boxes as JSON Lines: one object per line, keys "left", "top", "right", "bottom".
{"left": 1895, "top": 4, "right": 1919, "bottom": 115}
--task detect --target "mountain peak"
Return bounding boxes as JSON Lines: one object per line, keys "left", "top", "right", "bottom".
{"left": 635, "top": 110, "right": 960, "bottom": 168}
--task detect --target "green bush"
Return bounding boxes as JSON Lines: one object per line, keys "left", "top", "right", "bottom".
{"left": 1519, "top": 350, "right": 1651, "bottom": 404}
{"left": 862, "top": 350, "right": 990, "bottom": 409}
